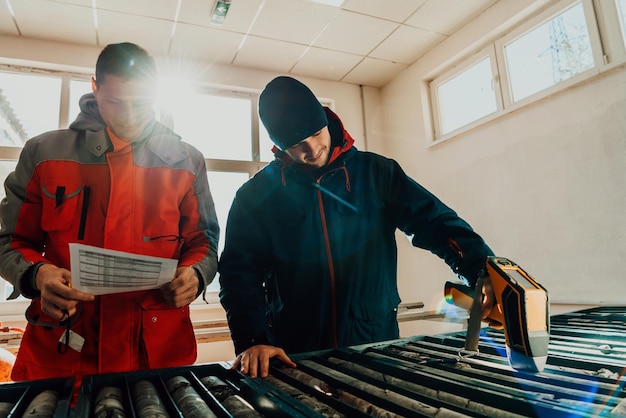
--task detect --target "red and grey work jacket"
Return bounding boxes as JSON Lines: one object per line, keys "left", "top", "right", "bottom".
{"left": 0, "top": 103, "right": 219, "bottom": 384}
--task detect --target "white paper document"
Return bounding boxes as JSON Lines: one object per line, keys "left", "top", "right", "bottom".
{"left": 69, "top": 243, "right": 178, "bottom": 295}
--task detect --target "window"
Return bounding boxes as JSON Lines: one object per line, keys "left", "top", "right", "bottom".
{"left": 431, "top": 49, "right": 499, "bottom": 136}
{"left": 503, "top": 2, "right": 594, "bottom": 103}
{"left": 204, "top": 171, "right": 250, "bottom": 293}
{"left": 429, "top": 0, "right": 619, "bottom": 143}
{"left": 0, "top": 70, "right": 62, "bottom": 145}
{"left": 168, "top": 91, "right": 253, "bottom": 161}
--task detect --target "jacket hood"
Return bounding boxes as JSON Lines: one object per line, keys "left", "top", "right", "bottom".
{"left": 326, "top": 107, "right": 355, "bottom": 165}
{"left": 67, "top": 93, "right": 183, "bottom": 162}
{"left": 272, "top": 106, "right": 355, "bottom": 166}
{"left": 69, "top": 93, "right": 106, "bottom": 132}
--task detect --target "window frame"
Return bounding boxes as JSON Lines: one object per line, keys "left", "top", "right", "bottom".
{"left": 593, "top": 0, "right": 626, "bottom": 65}
{"left": 428, "top": 0, "right": 625, "bottom": 146}
{"left": 430, "top": 45, "right": 503, "bottom": 142}
{"left": 495, "top": 0, "right": 603, "bottom": 110}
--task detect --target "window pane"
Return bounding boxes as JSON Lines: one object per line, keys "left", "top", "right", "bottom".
{"left": 69, "top": 79, "right": 93, "bottom": 123}
{"left": 618, "top": 0, "right": 626, "bottom": 43}
{"left": 170, "top": 93, "right": 252, "bottom": 160}
{"left": 205, "top": 170, "right": 249, "bottom": 291}
{"left": 504, "top": 2, "right": 594, "bottom": 102}
{"left": 0, "top": 71, "right": 61, "bottom": 145}
{"left": 436, "top": 57, "right": 497, "bottom": 134}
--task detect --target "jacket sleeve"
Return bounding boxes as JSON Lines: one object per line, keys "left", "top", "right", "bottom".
{"left": 178, "top": 160, "right": 219, "bottom": 296}
{"left": 0, "top": 139, "right": 50, "bottom": 299}
{"left": 218, "top": 187, "right": 273, "bottom": 354}
{"left": 386, "top": 159, "right": 494, "bottom": 286}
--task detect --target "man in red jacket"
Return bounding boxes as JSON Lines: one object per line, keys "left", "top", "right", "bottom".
{"left": 0, "top": 43, "right": 219, "bottom": 390}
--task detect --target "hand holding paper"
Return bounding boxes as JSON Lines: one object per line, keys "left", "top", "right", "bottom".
{"left": 69, "top": 243, "right": 178, "bottom": 295}
{"left": 160, "top": 266, "right": 200, "bottom": 307}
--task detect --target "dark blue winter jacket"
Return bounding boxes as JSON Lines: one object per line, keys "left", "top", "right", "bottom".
{"left": 219, "top": 108, "right": 493, "bottom": 355}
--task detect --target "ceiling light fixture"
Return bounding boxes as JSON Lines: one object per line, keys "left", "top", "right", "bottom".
{"left": 210, "top": 0, "right": 231, "bottom": 25}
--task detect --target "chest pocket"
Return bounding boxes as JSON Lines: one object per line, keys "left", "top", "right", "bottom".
{"left": 41, "top": 184, "right": 84, "bottom": 232}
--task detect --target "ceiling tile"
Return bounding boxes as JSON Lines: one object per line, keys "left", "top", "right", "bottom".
{"left": 169, "top": 23, "right": 244, "bottom": 65}
{"left": 341, "top": 57, "right": 407, "bottom": 87}
{"left": 178, "top": 0, "right": 264, "bottom": 34}
{"left": 313, "top": 9, "right": 399, "bottom": 55}
{"left": 233, "top": 35, "right": 307, "bottom": 73}
{"left": 4, "top": 0, "right": 503, "bottom": 88}
{"left": 96, "top": 10, "right": 174, "bottom": 56}
{"left": 95, "top": 0, "right": 178, "bottom": 21}
{"left": 341, "top": 0, "right": 427, "bottom": 23}
{"left": 405, "top": 0, "right": 497, "bottom": 35}
{"left": 370, "top": 24, "right": 446, "bottom": 65}
{"left": 45, "top": 0, "right": 92, "bottom": 5}
{"left": 0, "top": 23, "right": 18, "bottom": 38}
{"left": 291, "top": 47, "right": 363, "bottom": 81}
{"left": 11, "top": 0, "right": 96, "bottom": 45}
{"left": 249, "top": 0, "right": 340, "bottom": 45}
{"left": 0, "top": 1, "right": 18, "bottom": 36}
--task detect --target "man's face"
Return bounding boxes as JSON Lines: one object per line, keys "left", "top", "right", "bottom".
{"left": 284, "top": 126, "right": 331, "bottom": 169}
{"left": 92, "top": 74, "right": 156, "bottom": 141}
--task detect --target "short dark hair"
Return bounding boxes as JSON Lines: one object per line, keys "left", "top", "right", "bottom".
{"left": 94, "top": 42, "right": 156, "bottom": 88}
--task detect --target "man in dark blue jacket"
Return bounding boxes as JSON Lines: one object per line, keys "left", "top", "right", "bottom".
{"left": 219, "top": 76, "right": 495, "bottom": 378}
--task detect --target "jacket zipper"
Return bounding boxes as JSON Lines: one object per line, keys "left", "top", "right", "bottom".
{"left": 78, "top": 186, "right": 91, "bottom": 240}
{"left": 316, "top": 177, "right": 338, "bottom": 348}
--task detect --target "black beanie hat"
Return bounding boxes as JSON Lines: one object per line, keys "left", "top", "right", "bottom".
{"left": 259, "top": 76, "right": 329, "bottom": 150}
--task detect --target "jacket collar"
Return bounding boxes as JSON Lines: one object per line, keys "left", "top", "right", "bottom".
{"left": 325, "top": 107, "right": 355, "bottom": 166}
{"left": 71, "top": 94, "right": 186, "bottom": 164}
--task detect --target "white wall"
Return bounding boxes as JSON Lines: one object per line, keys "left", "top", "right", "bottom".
{"left": 376, "top": 1, "right": 626, "bottom": 311}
